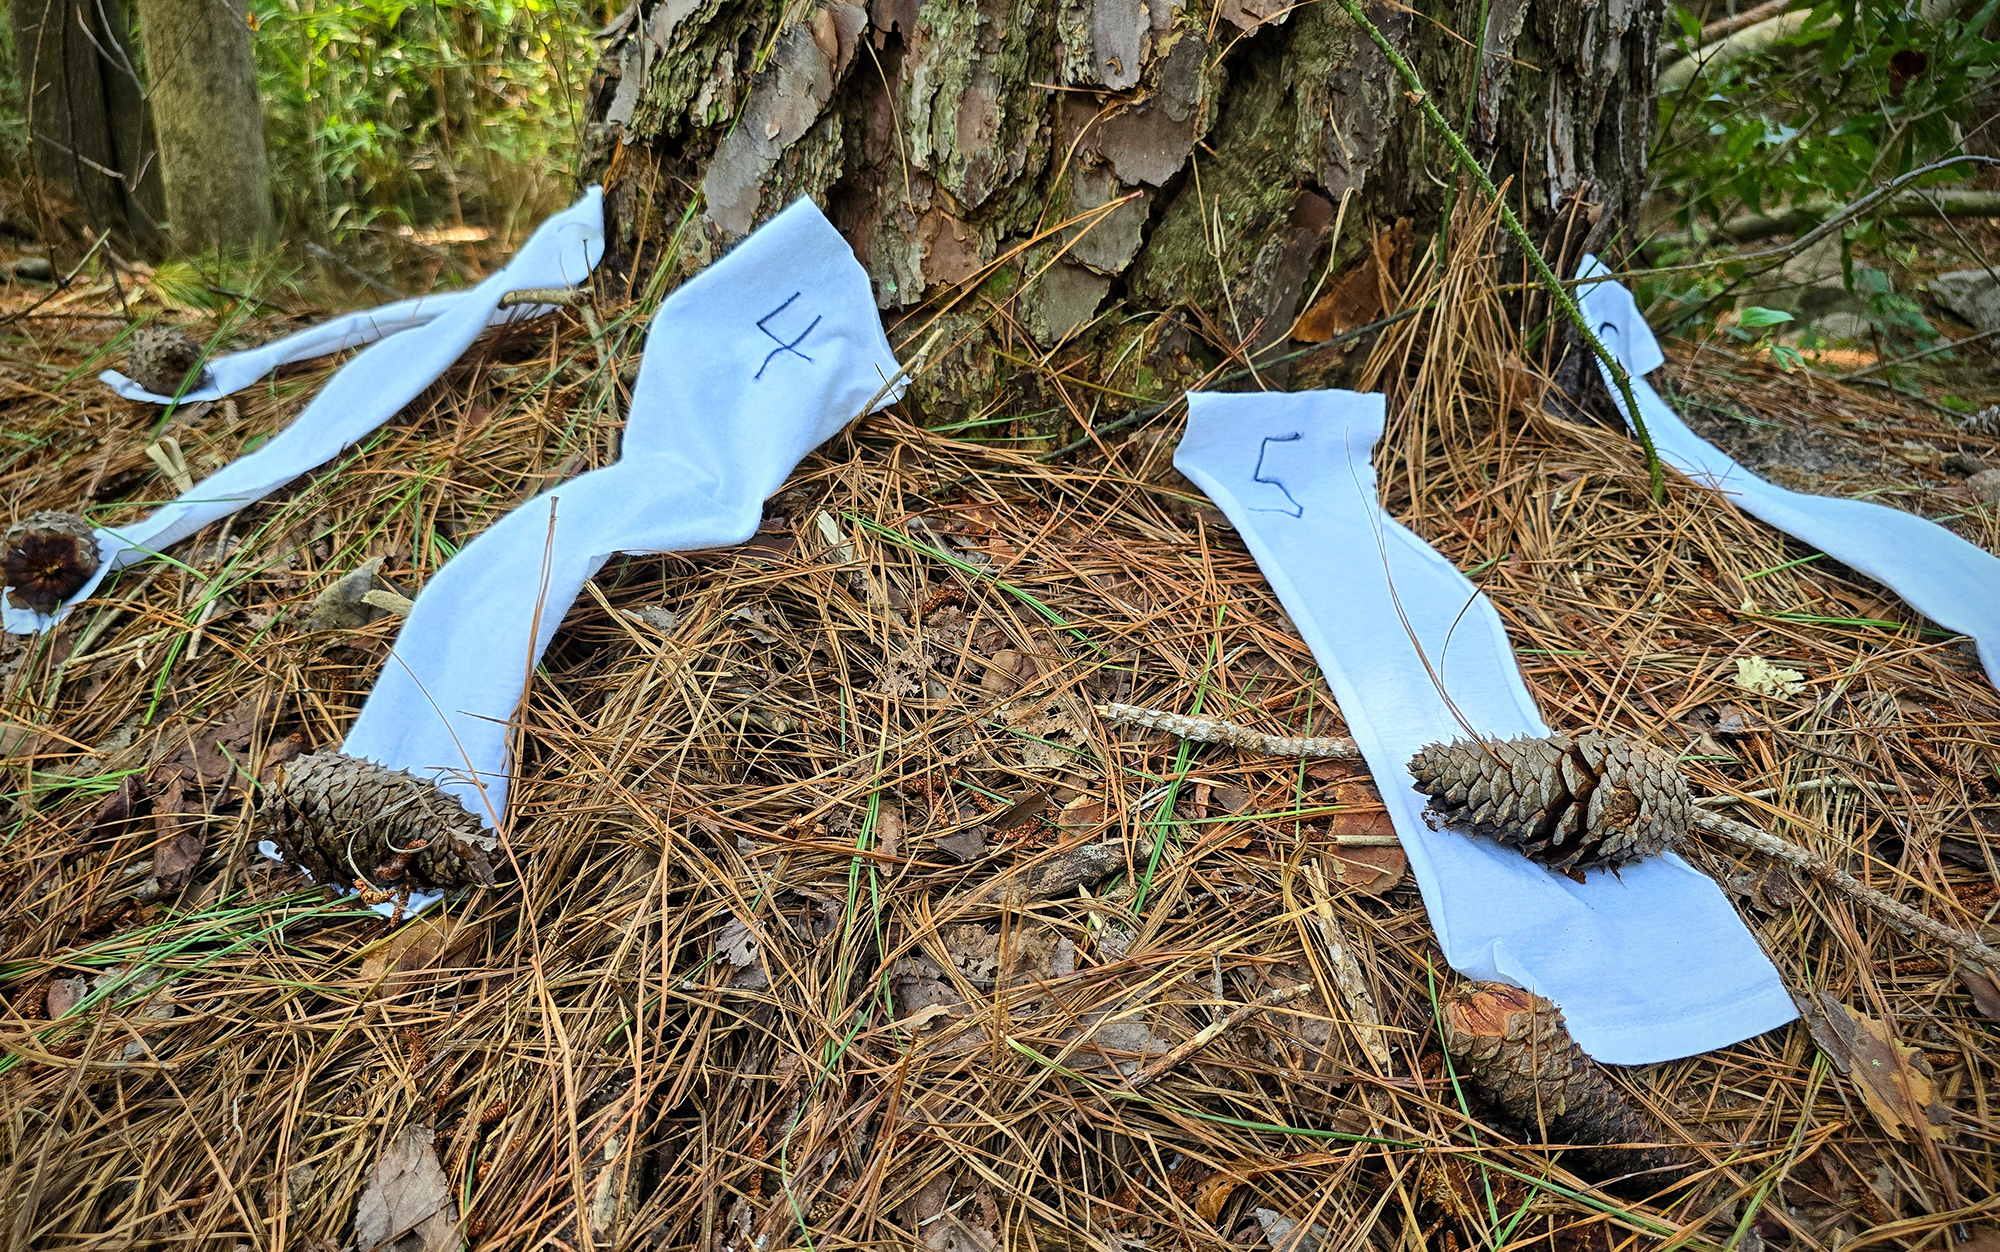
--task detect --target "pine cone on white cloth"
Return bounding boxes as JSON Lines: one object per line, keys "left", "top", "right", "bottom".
{"left": 1407, "top": 731, "right": 1690, "bottom": 873}
{"left": 3, "top": 510, "right": 99, "bottom": 613}
{"left": 263, "top": 750, "right": 498, "bottom": 891}
{"left": 125, "top": 325, "right": 209, "bottom": 396}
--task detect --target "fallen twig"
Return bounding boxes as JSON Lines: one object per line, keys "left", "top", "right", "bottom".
{"left": 1691, "top": 808, "right": 2000, "bottom": 970}
{"left": 496, "top": 286, "right": 584, "bottom": 309}
{"left": 1645, "top": 189, "right": 2000, "bottom": 253}
{"left": 1694, "top": 777, "right": 1898, "bottom": 805}
{"left": 1113, "top": 705, "right": 2000, "bottom": 971}
{"left": 1098, "top": 702, "right": 1360, "bottom": 758}
{"left": 1128, "top": 981, "right": 1316, "bottom": 1089}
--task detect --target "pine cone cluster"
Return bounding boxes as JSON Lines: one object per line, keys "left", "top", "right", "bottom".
{"left": 263, "top": 750, "right": 499, "bottom": 892}
{"left": 1442, "top": 982, "right": 1687, "bottom": 1189}
{"left": 126, "top": 325, "right": 209, "bottom": 396}
{"left": 1407, "top": 731, "right": 1689, "bottom": 873}
{"left": 3, "top": 510, "right": 100, "bottom": 613}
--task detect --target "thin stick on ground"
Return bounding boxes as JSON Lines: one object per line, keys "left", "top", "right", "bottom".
{"left": 1692, "top": 808, "right": 2000, "bottom": 970}
{"left": 1098, "top": 701, "right": 1360, "bottom": 758}
{"left": 1110, "top": 704, "right": 2000, "bottom": 972}
{"left": 1128, "top": 982, "right": 1317, "bottom": 1090}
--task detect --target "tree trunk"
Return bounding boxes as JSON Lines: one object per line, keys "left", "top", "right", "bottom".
{"left": 8, "top": 0, "right": 164, "bottom": 253}
{"left": 579, "top": 0, "right": 1658, "bottom": 422}
{"left": 131, "top": 0, "right": 274, "bottom": 252}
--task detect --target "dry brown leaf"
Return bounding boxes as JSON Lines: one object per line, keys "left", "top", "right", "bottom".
{"left": 1294, "top": 255, "right": 1384, "bottom": 343}
{"left": 45, "top": 976, "right": 86, "bottom": 1019}
{"left": 1960, "top": 964, "right": 2000, "bottom": 1022}
{"left": 360, "top": 917, "right": 473, "bottom": 995}
{"left": 1801, "top": 993, "right": 1946, "bottom": 1142}
{"left": 149, "top": 828, "right": 204, "bottom": 892}
{"left": 352, "top": 1124, "right": 458, "bottom": 1252}
{"left": 1329, "top": 843, "right": 1407, "bottom": 896}
{"left": 1057, "top": 796, "right": 1109, "bottom": 831}
{"left": 990, "top": 790, "right": 1049, "bottom": 832}
{"left": 1195, "top": 1170, "right": 1247, "bottom": 1223}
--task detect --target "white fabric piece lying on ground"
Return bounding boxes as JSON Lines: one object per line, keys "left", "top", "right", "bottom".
{"left": 5, "top": 189, "right": 604, "bottom": 635}
{"left": 1578, "top": 257, "right": 2000, "bottom": 687}
{"left": 319, "top": 198, "right": 901, "bottom": 913}
{"left": 1174, "top": 390, "right": 1795, "bottom": 1063}
{"left": 103, "top": 290, "right": 475, "bottom": 404}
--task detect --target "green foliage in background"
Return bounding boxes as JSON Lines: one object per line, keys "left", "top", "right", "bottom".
{"left": 249, "top": 0, "right": 601, "bottom": 238}
{"left": 1645, "top": 0, "right": 2000, "bottom": 351}
{"left": 1654, "top": 0, "right": 2000, "bottom": 225}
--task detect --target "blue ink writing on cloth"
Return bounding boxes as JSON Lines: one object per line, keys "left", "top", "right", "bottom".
{"left": 755, "top": 292, "right": 822, "bottom": 379}
{"left": 1250, "top": 432, "right": 1306, "bottom": 517}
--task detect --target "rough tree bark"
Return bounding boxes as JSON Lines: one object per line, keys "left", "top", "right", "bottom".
{"left": 8, "top": 0, "right": 164, "bottom": 252}
{"left": 580, "top": 0, "right": 1658, "bottom": 420}
{"left": 131, "top": 0, "right": 275, "bottom": 252}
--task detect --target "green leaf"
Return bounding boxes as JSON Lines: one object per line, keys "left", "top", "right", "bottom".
{"left": 1737, "top": 306, "right": 1797, "bottom": 328}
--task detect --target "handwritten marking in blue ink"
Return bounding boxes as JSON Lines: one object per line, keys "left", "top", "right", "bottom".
{"left": 1250, "top": 432, "right": 1305, "bottom": 517}
{"left": 755, "top": 292, "right": 822, "bottom": 380}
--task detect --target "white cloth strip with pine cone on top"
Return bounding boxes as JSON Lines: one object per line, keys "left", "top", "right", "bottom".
{"left": 1172, "top": 390, "right": 1797, "bottom": 1065}
{"left": 260, "top": 198, "right": 906, "bottom": 918}
{"left": 2, "top": 189, "right": 605, "bottom": 635}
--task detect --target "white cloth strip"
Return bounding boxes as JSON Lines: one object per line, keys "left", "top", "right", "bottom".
{"left": 103, "top": 290, "right": 478, "bottom": 404}
{"left": 327, "top": 198, "right": 901, "bottom": 915}
{"left": 1174, "top": 390, "right": 1795, "bottom": 1063}
{"left": 1578, "top": 257, "right": 2000, "bottom": 687}
{"left": 5, "top": 189, "right": 605, "bottom": 635}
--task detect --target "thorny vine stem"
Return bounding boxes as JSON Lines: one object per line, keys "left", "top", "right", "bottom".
{"left": 1328, "top": 0, "right": 1667, "bottom": 502}
{"left": 1108, "top": 703, "right": 2000, "bottom": 973}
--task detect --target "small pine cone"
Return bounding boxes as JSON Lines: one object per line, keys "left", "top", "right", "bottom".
{"left": 126, "top": 324, "right": 209, "bottom": 396}
{"left": 1407, "top": 731, "right": 1689, "bottom": 873}
{"left": 3, "top": 510, "right": 100, "bottom": 613}
{"left": 1442, "top": 983, "right": 1687, "bottom": 1188}
{"left": 263, "top": 750, "right": 498, "bottom": 892}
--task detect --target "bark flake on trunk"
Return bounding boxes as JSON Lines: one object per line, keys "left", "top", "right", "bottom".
{"left": 583, "top": 0, "right": 1659, "bottom": 420}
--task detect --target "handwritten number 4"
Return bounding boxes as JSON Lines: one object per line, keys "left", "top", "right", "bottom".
{"left": 755, "top": 292, "right": 822, "bottom": 380}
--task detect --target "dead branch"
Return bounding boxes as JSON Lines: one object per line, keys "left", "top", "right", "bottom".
{"left": 1113, "top": 705, "right": 2000, "bottom": 973}
{"left": 1129, "top": 982, "right": 1317, "bottom": 1089}
{"left": 1097, "top": 702, "right": 1360, "bottom": 759}
{"left": 1692, "top": 809, "right": 2000, "bottom": 971}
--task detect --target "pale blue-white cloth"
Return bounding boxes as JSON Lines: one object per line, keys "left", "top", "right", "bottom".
{"left": 1577, "top": 257, "right": 2000, "bottom": 687}
{"left": 1175, "top": 390, "right": 1796, "bottom": 1063}
{"left": 312, "top": 198, "right": 902, "bottom": 914}
{"left": 6, "top": 189, "right": 605, "bottom": 635}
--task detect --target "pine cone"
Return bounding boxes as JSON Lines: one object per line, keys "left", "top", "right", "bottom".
{"left": 3, "top": 511, "right": 100, "bottom": 613}
{"left": 1407, "top": 731, "right": 1689, "bottom": 873}
{"left": 1442, "top": 983, "right": 1687, "bottom": 1189}
{"left": 263, "top": 751, "right": 498, "bottom": 892}
{"left": 126, "top": 325, "right": 209, "bottom": 396}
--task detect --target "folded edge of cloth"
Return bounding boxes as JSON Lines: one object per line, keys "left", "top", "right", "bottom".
{"left": 1577, "top": 256, "right": 2000, "bottom": 689}
{"left": 1173, "top": 388, "right": 1796, "bottom": 1063}
{"left": 6, "top": 189, "right": 605, "bottom": 636}
{"left": 299, "top": 197, "right": 903, "bottom": 917}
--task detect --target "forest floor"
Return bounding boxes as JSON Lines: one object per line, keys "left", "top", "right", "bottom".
{"left": 1, "top": 217, "right": 1997, "bottom": 1252}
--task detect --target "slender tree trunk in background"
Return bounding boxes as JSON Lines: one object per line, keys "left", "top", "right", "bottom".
{"left": 578, "top": 0, "right": 1658, "bottom": 423}
{"left": 8, "top": 0, "right": 164, "bottom": 255}
{"left": 132, "top": 0, "right": 274, "bottom": 252}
